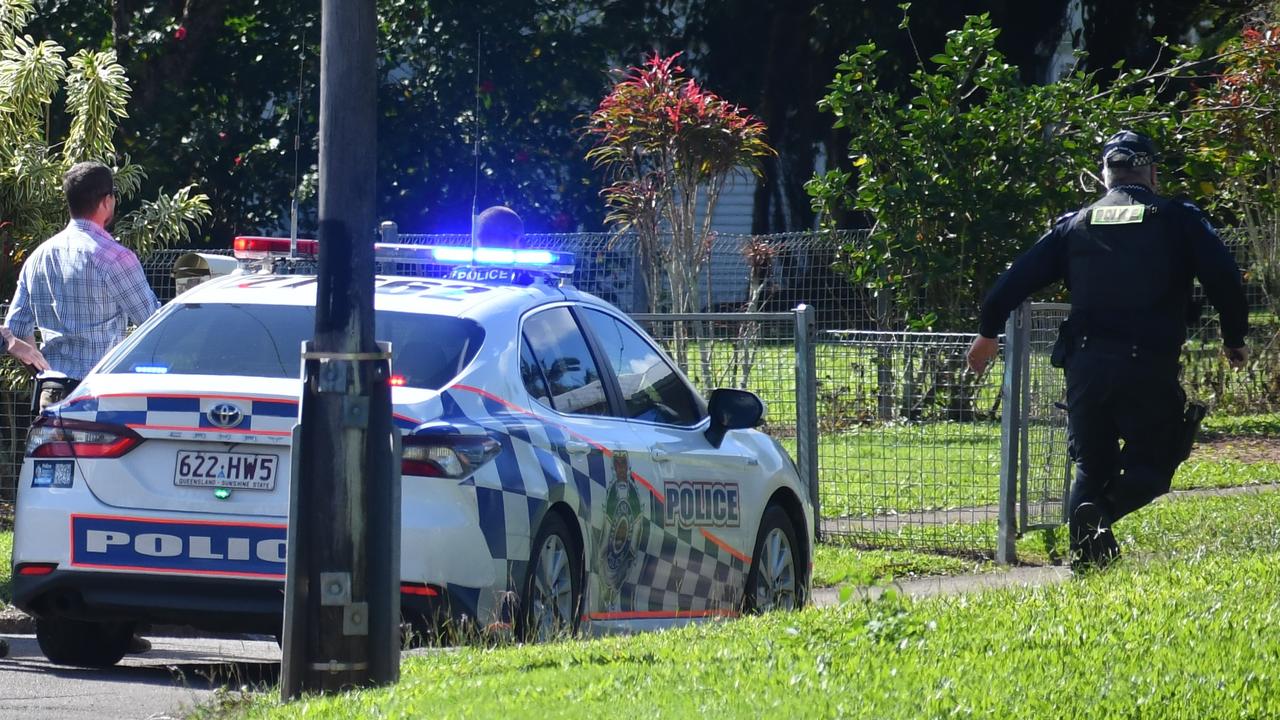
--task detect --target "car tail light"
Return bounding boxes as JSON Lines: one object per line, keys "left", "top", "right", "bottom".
{"left": 401, "top": 433, "right": 500, "bottom": 479}
{"left": 400, "top": 582, "right": 440, "bottom": 597}
{"left": 26, "top": 417, "right": 144, "bottom": 459}
{"left": 16, "top": 562, "right": 57, "bottom": 576}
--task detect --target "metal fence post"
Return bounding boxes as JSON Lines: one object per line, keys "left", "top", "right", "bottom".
{"left": 793, "top": 304, "right": 820, "bottom": 541}
{"left": 997, "top": 303, "right": 1027, "bottom": 564}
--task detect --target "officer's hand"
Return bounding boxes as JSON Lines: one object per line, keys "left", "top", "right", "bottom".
{"left": 6, "top": 335, "right": 49, "bottom": 372}
{"left": 966, "top": 335, "right": 1000, "bottom": 376}
{"left": 1224, "top": 345, "right": 1248, "bottom": 370}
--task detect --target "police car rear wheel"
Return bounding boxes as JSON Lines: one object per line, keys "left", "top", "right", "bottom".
{"left": 36, "top": 617, "right": 133, "bottom": 668}
{"left": 518, "top": 514, "right": 581, "bottom": 643}
{"left": 745, "top": 506, "right": 800, "bottom": 614}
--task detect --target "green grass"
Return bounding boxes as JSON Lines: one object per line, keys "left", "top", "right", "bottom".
{"left": 1202, "top": 412, "right": 1280, "bottom": 437}
{"left": 1174, "top": 458, "right": 1280, "bottom": 490}
{"left": 213, "top": 489, "right": 1280, "bottom": 719}
{"left": 811, "top": 545, "right": 983, "bottom": 587}
{"left": 0, "top": 529, "right": 10, "bottom": 607}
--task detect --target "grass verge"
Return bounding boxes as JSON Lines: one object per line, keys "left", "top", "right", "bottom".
{"left": 0, "top": 529, "right": 10, "bottom": 607}
{"left": 211, "top": 488, "right": 1280, "bottom": 720}
{"left": 811, "top": 545, "right": 983, "bottom": 586}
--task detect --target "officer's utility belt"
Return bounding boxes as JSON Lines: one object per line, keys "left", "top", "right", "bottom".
{"left": 1073, "top": 334, "right": 1179, "bottom": 362}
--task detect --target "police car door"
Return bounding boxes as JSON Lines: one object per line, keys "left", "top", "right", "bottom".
{"left": 519, "top": 306, "right": 645, "bottom": 620}
{"left": 578, "top": 308, "right": 753, "bottom": 615}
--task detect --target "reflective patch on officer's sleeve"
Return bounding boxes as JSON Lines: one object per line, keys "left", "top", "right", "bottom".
{"left": 1090, "top": 205, "right": 1146, "bottom": 225}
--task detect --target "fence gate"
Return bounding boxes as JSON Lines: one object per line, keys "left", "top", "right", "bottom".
{"left": 998, "top": 301, "right": 1073, "bottom": 562}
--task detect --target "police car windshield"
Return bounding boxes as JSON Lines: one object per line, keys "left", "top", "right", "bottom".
{"left": 102, "top": 303, "right": 484, "bottom": 389}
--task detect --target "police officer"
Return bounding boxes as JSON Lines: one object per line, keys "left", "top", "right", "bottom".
{"left": 966, "top": 130, "right": 1249, "bottom": 570}
{"left": 475, "top": 205, "right": 525, "bottom": 247}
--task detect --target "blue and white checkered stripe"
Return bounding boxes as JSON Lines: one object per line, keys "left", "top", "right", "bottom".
{"left": 54, "top": 395, "right": 300, "bottom": 434}
{"left": 441, "top": 386, "right": 748, "bottom": 625}
{"left": 53, "top": 387, "right": 750, "bottom": 626}
{"left": 53, "top": 395, "right": 422, "bottom": 435}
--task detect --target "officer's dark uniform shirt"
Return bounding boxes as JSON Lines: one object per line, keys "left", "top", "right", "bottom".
{"left": 978, "top": 185, "right": 1248, "bottom": 353}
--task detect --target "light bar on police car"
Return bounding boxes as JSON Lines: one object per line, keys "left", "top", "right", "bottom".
{"left": 233, "top": 236, "right": 576, "bottom": 276}
{"left": 374, "top": 243, "right": 575, "bottom": 275}
{"left": 233, "top": 236, "right": 318, "bottom": 259}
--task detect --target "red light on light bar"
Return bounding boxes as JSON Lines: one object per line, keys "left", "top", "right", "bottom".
{"left": 17, "top": 562, "right": 57, "bottom": 576}
{"left": 400, "top": 582, "right": 439, "bottom": 597}
{"left": 389, "top": 375, "right": 406, "bottom": 387}
{"left": 233, "top": 236, "right": 319, "bottom": 258}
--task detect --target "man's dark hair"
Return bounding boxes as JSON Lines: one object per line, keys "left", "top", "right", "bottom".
{"left": 63, "top": 161, "right": 114, "bottom": 218}
{"left": 475, "top": 205, "right": 524, "bottom": 247}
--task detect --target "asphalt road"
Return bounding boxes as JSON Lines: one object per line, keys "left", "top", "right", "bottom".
{"left": 0, "top": 633, "right": 281, "bottom": 720}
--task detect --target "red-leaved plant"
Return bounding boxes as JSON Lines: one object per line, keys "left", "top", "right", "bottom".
{"left": 584, "top": 52, "right": 773, "bottom": 379}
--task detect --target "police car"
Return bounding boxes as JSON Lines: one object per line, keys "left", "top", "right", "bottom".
{"left": 11, "top": 236, "right": 812, "bottom": 667}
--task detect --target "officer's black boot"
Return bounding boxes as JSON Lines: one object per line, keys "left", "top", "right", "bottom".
{"left": 1070, "top": 502, "right": 1120, "bottom": 572}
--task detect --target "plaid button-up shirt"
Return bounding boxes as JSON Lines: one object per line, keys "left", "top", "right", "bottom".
{"left": 6, "top": 219, "right": 160, "bottom": 379}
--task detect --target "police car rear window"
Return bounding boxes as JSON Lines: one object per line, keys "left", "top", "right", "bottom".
{"left": 102, "top": 303, "right": 483, "bottom": 388}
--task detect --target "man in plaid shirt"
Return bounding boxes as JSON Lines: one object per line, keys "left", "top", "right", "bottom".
{"left": 5, "top": 161, "right": 160, "bottom": 409}
{"left": 4, "top": 161, "right": 161, "bottom": 656}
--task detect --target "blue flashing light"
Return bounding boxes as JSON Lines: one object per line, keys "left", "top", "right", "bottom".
{"left": 132, "top": 365, "right": 170, "bottom": 374}
{"left": 373, "top": 242, "right": 575, "bottom": 276}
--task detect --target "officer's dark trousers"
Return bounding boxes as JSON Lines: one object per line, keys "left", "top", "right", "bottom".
{"left": 1065, "top": 348, "right": 1185, "bottom": 526}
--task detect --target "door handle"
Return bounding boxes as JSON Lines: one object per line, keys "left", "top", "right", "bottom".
{"left": 650, "top": 449, "right": 672, "bottom": 463}
{"left": 566, "top": 440, "right": 591, "bottom": 455}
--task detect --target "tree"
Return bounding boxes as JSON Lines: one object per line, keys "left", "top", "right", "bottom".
{"left": 27, "top": 1, "right": 670, "bottom": 242}
{"left": 1183, "top": 16, "right": 1280, "bottom": 318}
{"left": 584, "top": 52, "right": 773, "bottom": 380}
{"left": 0, "top": 0, "right": 209, "bottom": 300}
{"left": 806, "top": 12, "right": 1179, "bottom": 332}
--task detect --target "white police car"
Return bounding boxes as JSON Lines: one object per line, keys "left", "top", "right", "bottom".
{"left": 11, "top": 237, "right": 812, "bottom": 667}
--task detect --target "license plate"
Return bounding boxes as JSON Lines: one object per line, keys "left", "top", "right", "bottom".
{"left": 174, "top": 450, "right": 278, "bottom": 490}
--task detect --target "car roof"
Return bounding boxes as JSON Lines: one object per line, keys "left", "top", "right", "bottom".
{"left": 175, "top": 269, "right": 606, "bottom": 320}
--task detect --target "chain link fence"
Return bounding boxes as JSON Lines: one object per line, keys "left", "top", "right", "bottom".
{"left": 3, "top": 230, "right": 1276, "bottom": 561}
{"left": 390, "top": 229, "right": 872, "bottom": 330}
{"left": 812, "top": 331, "right": 1005, "bottom": 551}
{"left": 1019, "top": 303, "right": 1072, "bottom": 532}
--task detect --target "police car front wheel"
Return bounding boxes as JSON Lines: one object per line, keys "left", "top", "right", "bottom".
{"left": 744, "top": 506, "right": 801, "bottom": 613}
{"left": 36, "top": 616, "right": 134, "bottom": 668}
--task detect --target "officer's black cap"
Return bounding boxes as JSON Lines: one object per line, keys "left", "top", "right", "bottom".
{"left": 1102, "top": 130, "right": 1160, "bottom": 168}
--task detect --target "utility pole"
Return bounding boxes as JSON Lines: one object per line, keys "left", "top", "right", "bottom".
{"left": 281, "top": 0, "right": 400, "bottom": 698}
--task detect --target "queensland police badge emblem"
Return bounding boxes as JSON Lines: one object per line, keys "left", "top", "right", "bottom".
{"left": 599, "top": 451, "right": 642, "bottom": 603}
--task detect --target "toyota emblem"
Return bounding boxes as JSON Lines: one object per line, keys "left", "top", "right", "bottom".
{"left": 207, "top": 402, "right": 244, "bottom": 429}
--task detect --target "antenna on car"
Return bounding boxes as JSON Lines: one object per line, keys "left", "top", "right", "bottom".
{"left": 289, "top": 37, "right": 306, "bottom": 259}
{"left": 470, "top": 31, "right": 482, "bottom": 253}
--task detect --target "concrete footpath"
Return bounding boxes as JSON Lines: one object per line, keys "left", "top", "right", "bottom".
{"left": 811, "top": 565, "right": 1073, "bottom": 607}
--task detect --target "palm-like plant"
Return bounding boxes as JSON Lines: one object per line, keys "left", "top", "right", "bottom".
{"left": 0, "top": 0, "right": 210, "bottom": 296}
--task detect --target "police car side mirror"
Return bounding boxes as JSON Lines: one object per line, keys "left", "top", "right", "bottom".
{"left": 705, "top": 388, "right": 765, "bottom": 448}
